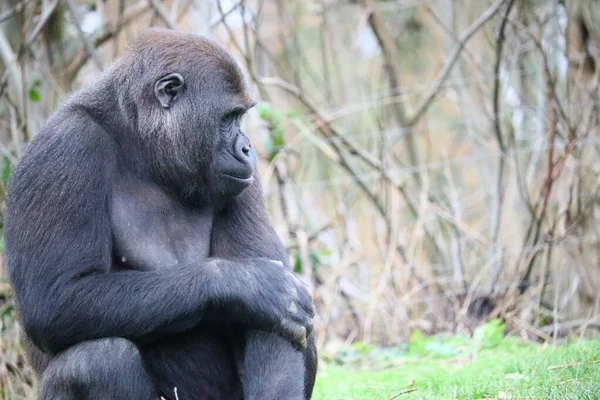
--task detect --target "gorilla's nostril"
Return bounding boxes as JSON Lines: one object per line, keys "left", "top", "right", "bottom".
{"left": 242, "top": 144, "right": 251, "bottom": 155}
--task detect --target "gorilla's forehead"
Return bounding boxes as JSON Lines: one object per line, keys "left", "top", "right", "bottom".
{"left": 133, "top": 28, "right": 248, "bottom": 97}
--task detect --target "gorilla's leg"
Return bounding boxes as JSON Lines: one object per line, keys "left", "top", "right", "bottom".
{"left": 39, "top": 338, "right": 156, "bottom": 400}
{"left": 238, "top": 331, "right": 307, "bottom": 400}
{"left": 141, "top": 328, "right": 244, "bottom": 400}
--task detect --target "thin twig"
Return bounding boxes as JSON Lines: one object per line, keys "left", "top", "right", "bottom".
{"left": 0, "top": 0, "right": 34, "bottom": 24}
{"left": 64, "top": 0, "right": 104, "bottom": 70}
{"left": 360, "top": 0, "right": 415, "bottom": 165}
{"left": 541, "top": 319, "right": 600, "bottom": 335}
{"left": 148, "top": 0, "right": 178, "bottom": 30}
{"left": 113, "top": 0, "right": 126, "bottom": 59}
{"left": 388, "top": 387, "right": 418, "bottom": 399}
{"left": 488, "top": 0, "right": 515, "bottom": 291}
{"left": 25, "top": 0, "right": 59, "bottom": 45}
{"left": 548, "top": 359, "right": 600, "bottom": 370}
{"left": 410, "top": 0, "right": 508, "bottom": 126}
{"left": 210, "top": 0, "right": 243, "bottom": 29}
{"left": 65, "top": 1, "right": 151, "bottom": 77}
{"left": 259, "top": 78, "right": 393, "bottom": 180}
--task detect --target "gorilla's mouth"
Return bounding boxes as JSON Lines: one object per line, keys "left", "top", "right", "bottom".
{"left": 222, "top": 173, "right": 254, "bottom": 184}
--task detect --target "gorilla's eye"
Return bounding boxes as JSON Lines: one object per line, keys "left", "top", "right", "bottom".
{"left": 222, "top": 107, "right": 246, "bottom": 122}
{"left": 220, "top": 109, "right": 246, "bottom": 140}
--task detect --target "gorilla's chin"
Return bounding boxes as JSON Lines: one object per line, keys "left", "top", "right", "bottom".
{"left": 218, "top": 173, "right": 254, "bottom": 197}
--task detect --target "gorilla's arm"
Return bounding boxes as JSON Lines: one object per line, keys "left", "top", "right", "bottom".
{"left": 4, "top": 116, "right": 310, "bottom": 354}
{"left": 210, "top": 175, "right": 318, "bottom": 396}
{"left": 211, "top": 176, "right": 316, "bottom": 346}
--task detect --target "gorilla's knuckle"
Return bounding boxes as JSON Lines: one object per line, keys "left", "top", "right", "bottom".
{"left": 288, "top": 302, "right": 299, "bottom": 314}
{"left": 295, "top": 326, "right": 307, "bottom": 340}
{"left": 104, "top": 337, "right": 139, "bottom": 356}
{"left": 298, "top": 337, "right": 308, "bottom": 350}
{"left": 269, "top": 259, "right": 284, "bottom": 267}
{"left": 51, "top": 338, "right": 140, "bottom": 380}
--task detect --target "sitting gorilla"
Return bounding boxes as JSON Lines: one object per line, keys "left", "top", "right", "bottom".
{"left": 4, "top": 28, "right": 316, "bottom": 400}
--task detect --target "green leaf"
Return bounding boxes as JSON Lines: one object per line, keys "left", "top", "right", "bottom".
{"left": 266, "top": 126, "right": 285, "bottom": 162}
{"left": 0, "top": 302, "right": 14, "bottom": 318}
{"left": 351, "top": 341, "right": 375, "bottom": 354}
{"left": 29, "top": 88, "right": 40, "bottom": 102}
{"left": 473, "top": 319, "right": 506, "bottom": 349}
{"left": 257, "top": 101, "right": 286, "bottom": 161}
{"left": 409, "top": 330, "right": 428, "bottom": 355}
{"left": 293, "top": 254, "right": 302, "bottom": 274}
{"left": 308, "top": 251, "right": 321, "bottom": 271}
{"left": 257, "top": 102, "right": 273, "bottom": 120}
{"left": 29, "top": 79, "right": 42, "bottom": 103}
{"left": 284, "top": 109, "right": 300, "bottom": 118}
{"left": 2, "top": 156, "right": 11, "bottom": 186}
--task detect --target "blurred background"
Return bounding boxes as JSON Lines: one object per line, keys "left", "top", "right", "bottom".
{"left": 1, "top": 0, "right": 600, "bottom": 397}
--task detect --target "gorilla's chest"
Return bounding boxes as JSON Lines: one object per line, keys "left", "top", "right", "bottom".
{"left": 110, "top": 179, "right": 214, "bottom": 270}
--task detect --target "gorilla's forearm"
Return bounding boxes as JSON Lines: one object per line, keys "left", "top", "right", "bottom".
{"left": 15, "top": 257, "right": 311, "bottom": 354}
{"left": 21, "top": 259, "right": 313, "bottom": 353}
{"left": 20, "top": 262, "right": 228, "bottom": 354}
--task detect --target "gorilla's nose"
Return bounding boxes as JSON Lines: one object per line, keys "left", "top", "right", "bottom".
{"left": 234, "top": 135, "right": 253, "bottom": 161}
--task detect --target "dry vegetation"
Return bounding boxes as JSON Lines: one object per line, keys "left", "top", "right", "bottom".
{"left": 1, "top": 0, "right": 600, "bottom": 397}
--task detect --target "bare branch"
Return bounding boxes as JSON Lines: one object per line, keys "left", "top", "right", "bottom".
{"left": 0, "top": 30, "right": 23, "bottom": 117}
{"left": 258, "top": 77, "right": 388, "bottom": 217}
{"left": 65, "top": 1, "right": 152, "bottom": 78}
{"left": 360, "top": 0, "right": 416, "bottom": 164}
{"left": 210, "top": 0, "right": 243, "bottom": 29}
{"left": 0, "top": 0, "right": 34, "bottom": 24}
{"left": 64, "top": 0, "right": 104, "bottom": 70}
{"left": 25, "top": 0, "right": 59, "bottom": 45}
{"left": 410, "top": 0, "right": 508, "bottom": 126}
{"left": 488, "top": 0, "right": 516, "bottom": 291}
{"left": 148, "top": 0, "right": 179, "bottom": 30}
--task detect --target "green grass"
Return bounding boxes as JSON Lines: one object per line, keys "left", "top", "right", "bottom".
{"left": 313, "top": 333, "right": 600, "bottom": 399}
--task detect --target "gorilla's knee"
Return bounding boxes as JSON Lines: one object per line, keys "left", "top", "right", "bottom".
{"left": 241, "top": 331, "right": 306, "bottom": 400}
{"left": 50, "top": 338, "right": 141, "bottom": 380}
{"left": 40, "top": 338, "right": 155, "bottom": 400}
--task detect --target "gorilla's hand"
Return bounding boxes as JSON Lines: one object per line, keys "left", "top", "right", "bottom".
{"left": 226, "top": 259, "right": 314, "bottom": 350}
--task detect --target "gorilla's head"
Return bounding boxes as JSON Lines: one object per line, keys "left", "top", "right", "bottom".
{"left": 114, "top": 28, "right": 257, "bottom": 205}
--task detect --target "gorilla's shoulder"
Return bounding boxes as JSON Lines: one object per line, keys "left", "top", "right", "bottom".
{"left": 18, "top": 105, "right": 115, "bottom": 178}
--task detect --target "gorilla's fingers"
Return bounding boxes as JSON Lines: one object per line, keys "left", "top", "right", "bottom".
{"left": 288, "top": 302, "right": 298, "bottom": 314}
{"left": 304, "top": 318, "right": 314, "bottom": 336}
{"left": 288, "top": 304, "right": 313, "bottom": 337}
{"left": 295, "top": 285, "right": 315, "bottom": 317}
{"left": 294, "top": 336, "right": 308, "bottom": 352}
{"left": 281, "top": 319, "right": 307, "bottom": 350}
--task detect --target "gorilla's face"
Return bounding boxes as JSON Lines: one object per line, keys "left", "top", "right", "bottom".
{"left": 144, "top": 62, "right": 257, "bottom": 204}
{"left": 213, "top": 107, "right": 257, "bottom": 197}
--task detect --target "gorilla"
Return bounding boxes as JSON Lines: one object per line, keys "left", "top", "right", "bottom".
{"left": 4, "top": 28, "right": 316, "bottom": 400}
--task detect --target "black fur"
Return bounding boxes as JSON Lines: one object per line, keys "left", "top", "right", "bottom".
{"left": 5, "top": 28, "right": 317, "bottom": 400}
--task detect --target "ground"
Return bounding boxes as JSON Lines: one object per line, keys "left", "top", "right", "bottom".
{"left": 312, "top": 321, "right": 600, "bottom": 400}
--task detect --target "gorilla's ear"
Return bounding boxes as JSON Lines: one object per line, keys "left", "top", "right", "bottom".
{"left": 154, "top": 73, "right": 185, "bottom": 109}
